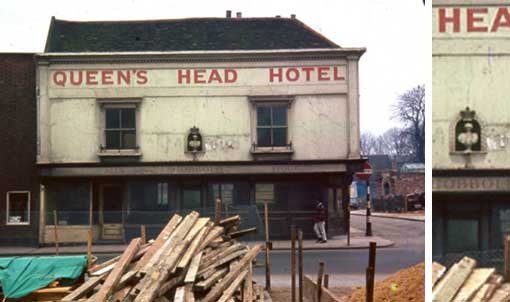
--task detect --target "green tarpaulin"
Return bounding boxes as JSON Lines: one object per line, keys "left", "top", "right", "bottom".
{"left": 0, "top": 255, "right": 87, "bottom": 299}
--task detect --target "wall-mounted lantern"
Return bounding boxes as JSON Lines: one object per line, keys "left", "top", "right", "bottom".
{"left": 187, "top": 126, "right": 203, "bottom": 153}
{"left": 455, "top": 107, "right": 481, "bottom": 153}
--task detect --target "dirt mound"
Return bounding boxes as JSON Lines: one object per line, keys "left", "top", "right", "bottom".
{"left": 347, "top": 262, "right": 424, "bottom": 302}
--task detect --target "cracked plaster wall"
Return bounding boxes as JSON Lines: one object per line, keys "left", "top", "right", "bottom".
{"left": 433, "top": 37, "right": 510, "bottom": 169}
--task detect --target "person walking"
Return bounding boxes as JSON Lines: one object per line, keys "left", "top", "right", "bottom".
{"left": 313, "top": 201, "right": 327, "bottom": 243}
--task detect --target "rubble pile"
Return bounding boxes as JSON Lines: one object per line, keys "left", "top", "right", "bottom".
{"left": 347, "top": 262, "right": 424, "bottom": 302}
{"left": 433, "top": 257, "right": 510, "bottom": 302}
{"left": 62, "top": 211, "right": 265, "bottom": 302}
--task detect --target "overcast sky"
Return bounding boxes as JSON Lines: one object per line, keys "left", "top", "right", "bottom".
{"left": 1, "top": 0, "right": 428, "bottom": 135}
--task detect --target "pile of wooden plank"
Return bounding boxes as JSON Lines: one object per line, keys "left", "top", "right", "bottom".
{"left": 61, "top": 211, "right": 265, "bottom": 302}
{"left": 432, "top": 257, "right": 510, "bottom": 302}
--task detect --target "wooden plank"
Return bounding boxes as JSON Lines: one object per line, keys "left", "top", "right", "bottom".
{"left": 228, "top": 227, "right": 257, "bottom": 238}
{"left": 298, "top": 229, "right": 304, "bottom": 302}
{"left": 141, "top": 224, "right": 146, "bottom": 245}
{"left": 197, "top": 225, "right": 224, "bottom": 251}
{"left": 135, "top": 214, "right": 182, "bottom": 271}
{"left": 92, "top": 237, "right": 141, "bottom": 302}
{"left": 432, "top": 262, "right": 446, "bottom": 287}
{"left": 135, "top": 213, "right": 200, "bottom": 302}
{"left": 89, "top": 242, "right": 152, "bottom": 275}
{"left": 184, "top": 251, "right": 203, "bottom": 284}
{"left": 453, "top": 268, "right": 495, "bottom": 302}
{"left": 197, "top": 249, "right": 247, "bottom": 278}
{"left": 195, "top": 268, "right": 229, "bottom": 291}
{"left": 489, "top": 283, "right": 510, "bottom": 302}
{"left": 110, "top": 285, "right": 133, "bottom": 302}
{"left": 217, "top": 269, "right": 248, "bottom": 302}
{"left": 302, "top": 275, "right": 342, "bottom": 302}
{"left": 199, "top": 243, "right": 244, "bottom": 270}
{"left": 219, "top": 215, "right": 241, "bottom": 226}
{"left": 62, "top": 276, "right": 105, "bottom": 301}
{"left": 174, "top": 286, "right": 186, "bottom": 302}
{"left": 176, "top": 219, "right": 210, "bottom": 271}
{"left": 201, "top": 244, "right": 262, "bottom": 302}
{"left": 243, "top": 262, "right": 253, "bottom": 302}
{"left": 33, "top": 287, "right": 73, "bottom": 294}
{"left": 433, "top": 257, "right": 477, "bottom": 302}
{"left": 317, "top": 262, "right": 324, "bottom": 302}
{"left": 264, "top": 201, "right": 271, "bottom": 291}
{"left": 215, "top": 198, "right": 222, "bottom": 224}
{"left": 185, "top": 284, "right": 195, "bottom": 302}
{"left": 54, "top": 209, "right": 59, "bottom": 255}
{"left": 157, "top": 273, "right": 186, "bottom": 297}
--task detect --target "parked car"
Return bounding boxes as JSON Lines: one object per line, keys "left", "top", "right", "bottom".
{"left": 406, "top": 192, "right": 425, "bottom": 211}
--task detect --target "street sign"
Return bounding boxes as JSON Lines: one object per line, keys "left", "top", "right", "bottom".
{"left": 355, "top": 162, "right": 373, "bottom": 181}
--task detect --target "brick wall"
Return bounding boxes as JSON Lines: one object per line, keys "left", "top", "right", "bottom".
{"left": 0, "top": 54, "right": 39, "bottom": 245}
{"left": 394, "top": 173, "right": 425, "bottom": 195}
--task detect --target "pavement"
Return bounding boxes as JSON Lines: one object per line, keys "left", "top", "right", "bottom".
{"left": 350, "top": 209, "right": 425, "bottom": 222}
{"left": 0, "top": 227, "right": 393, "bottom": 257}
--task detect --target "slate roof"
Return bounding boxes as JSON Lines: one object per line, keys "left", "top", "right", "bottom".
{"left": 45, "top": 16, "right": 340, "bottom": 53}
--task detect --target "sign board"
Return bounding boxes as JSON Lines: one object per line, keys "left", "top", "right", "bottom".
{"left": 354, "top": 162, "right": 373, "bottom": 181}
{"left": 49, "top": 66, "right": 347, "bottom": 89}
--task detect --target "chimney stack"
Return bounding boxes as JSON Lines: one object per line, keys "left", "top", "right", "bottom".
{"left": 226, "top": 10, "right": 232, "bottom": 18}
{"left": 291, "top": 14, "right": 296, "bottom": 19}
{"left": 236, "top": 12, "right": 242, "bottom": 18}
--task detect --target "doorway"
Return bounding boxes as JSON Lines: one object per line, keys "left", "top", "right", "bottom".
{"left": 100, "top": 184, "right": 124, "bottom": 241}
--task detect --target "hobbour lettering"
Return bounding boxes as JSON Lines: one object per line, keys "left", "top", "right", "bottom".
{"left": 438, "top": 7, "right": 510, "bottom": 32}
{"left": 52, "top": 70, "right": 148, "bottom": 87}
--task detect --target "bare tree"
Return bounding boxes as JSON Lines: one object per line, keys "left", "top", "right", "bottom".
{"left": 392, "top": 85, "right": 425, "bottom": 163}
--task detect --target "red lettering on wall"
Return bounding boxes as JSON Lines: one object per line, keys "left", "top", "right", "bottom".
{"left": 492, "top": 7, "right": 510, "bottom": 32}
{"left": 178, "top": 70, "right": 190, "bottom": 84}
{"left": 317, "top": 67, "right": 330, "bottom": 81}
{"left": 301, "top": 67, "right": 314, "bottom": 81}
{"left": 286, "top": 68, "right": 299, "bottom": 81}
{"left": 467, "top": 8, "right": 488, "bottom": 32}
{"left": 101, "top": 70, "right": 114, "bottom": 85}
{"left": 333, "top": 67, "right": 345, "bottom": 80}
{"left": 194, "top": 69, "right": 206, "bottom": 84}
{"left": 208, "top": 69, "right": 223, "bottom": 83}
{"left": 53, "top": 71, "right": 66, "bottom": 87}
{"left": 439, "top": 8, "right": 460, "bottom": 32}
{"left": 269, "top": 68, "right": 283, "bottom": 82}
{"left": 117, "top": 70, "right": 130, "bottom": 85}
{"left": 136, "top": 71, "right": 148, "bottom": 84}
{"left": 224, "top": 69, "right": 237, "bottom": 83}
{"left": 86, "top": 71, "right": 98, "bottom": 85}
{"left": 70, "top": 71, "right": 82, "bottom": 85}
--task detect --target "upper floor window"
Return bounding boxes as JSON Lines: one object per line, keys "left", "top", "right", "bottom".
{"left": 105, "top": 108, "right": 136, "bottom": 149}
{"left": 256, "top": 105, "right": 288, "bottom": 147}
{"left": 6, "top": 191, "right": 30, "bottom": 225}
{"left": 98, "top": 99, "right": 141, "bottom": 157}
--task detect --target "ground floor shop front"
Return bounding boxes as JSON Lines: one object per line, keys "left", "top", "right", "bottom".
{"left": 433, "top": 171, "right": 510, "bottom": 268}
{"left": 38, "top": 161, "right": 359, "bottom": 245}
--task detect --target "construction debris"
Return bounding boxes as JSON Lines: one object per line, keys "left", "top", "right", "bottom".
{"left": 433, "top": 257, "right": 508, "bottom": 302}
{"left": 59, "top": 211, "right": 265, "bottom": 302}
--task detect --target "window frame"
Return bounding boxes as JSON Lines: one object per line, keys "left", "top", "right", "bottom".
{"left": 98, "top": 99, "right": 142, "bottom": 157}
{"left": 6, "top": 191, "right": 31, "bottom": 226}
{"left": 249, "top": 96, "right": 294, "bottom": 153}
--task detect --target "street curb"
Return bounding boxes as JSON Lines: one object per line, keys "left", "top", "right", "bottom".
{"left": 0, "top": 240, "right": 396, "bottom": 256}
{"left": 269, "top": 241, "right": 396, "bottom": 251}
{"left": 351, "top": 212, "right": 425, "bottom": 222}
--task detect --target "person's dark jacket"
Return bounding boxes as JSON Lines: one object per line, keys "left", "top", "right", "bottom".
{"left": 314, "top": 206, "right": 326, "bottom": 222}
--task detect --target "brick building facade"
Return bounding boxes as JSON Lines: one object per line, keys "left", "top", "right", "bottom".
{"left": 0, "top": 53, "right": 39, "bottom": 245}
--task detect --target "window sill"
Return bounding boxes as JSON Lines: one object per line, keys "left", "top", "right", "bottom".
{"left": 98, "top": 150, "right": 142, "bottom": 157}
{"left": 251, "top": 146, "right": 294, "bottom": 161}
{"left": 6, "top": 222, "right": 30, "bottom": 226}
{"left": 449, "top": 151, "right": 487, "bottom": 155}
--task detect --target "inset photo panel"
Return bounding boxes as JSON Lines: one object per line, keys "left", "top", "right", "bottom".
{"left": 433, "top": 0, "right": 510, "bottom": 300}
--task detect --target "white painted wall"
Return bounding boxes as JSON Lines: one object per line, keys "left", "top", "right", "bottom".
{"left": 433, "top": 1, "right": 510, "bottom": 169}
{"left": 37, "top": 52, "right": 361, "bottom": 164}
